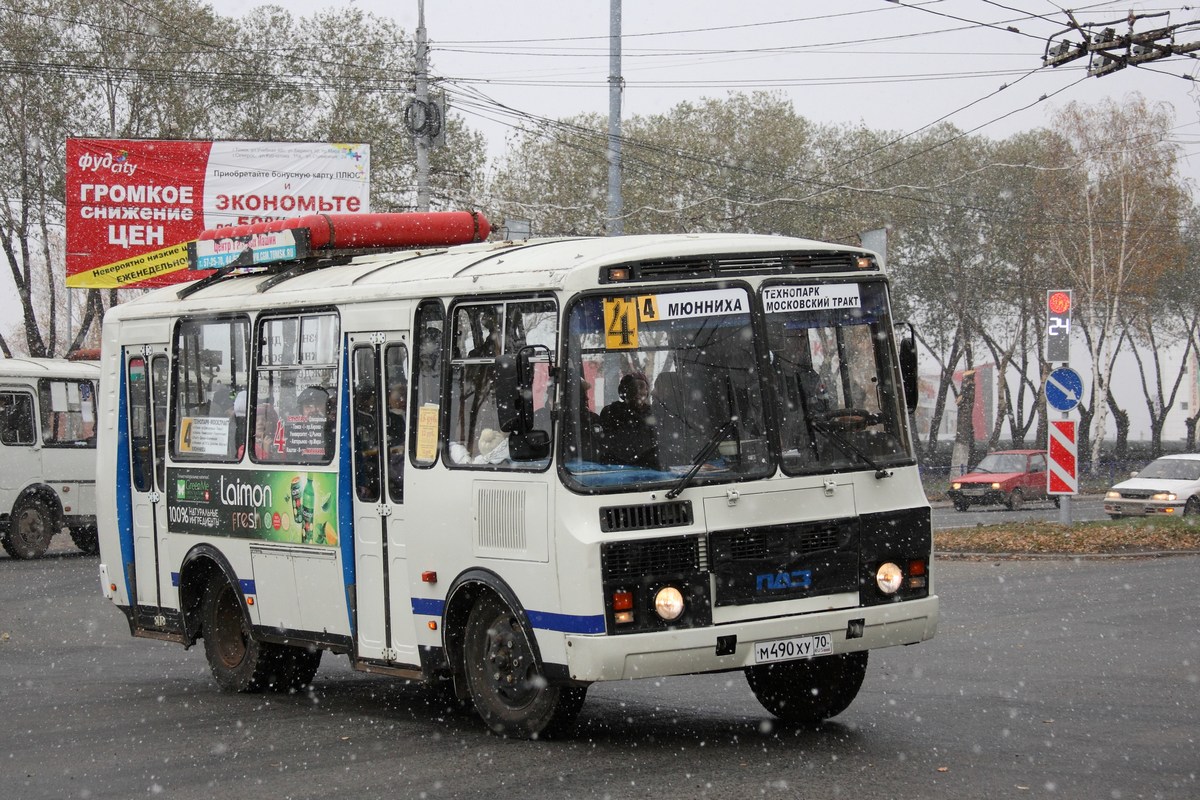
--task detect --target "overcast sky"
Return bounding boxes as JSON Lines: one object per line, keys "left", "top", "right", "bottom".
{"left": 207, "top": 0, "right": 1200, "bottom": 184}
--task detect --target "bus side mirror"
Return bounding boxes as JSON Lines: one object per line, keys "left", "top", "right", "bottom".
{"left": 899, "top": 326, "right": 918, "bottom": 414}
{"left": 495, "top": 354, "right": 528, "bottom": 433}
{"left": 495, "top": 346, "right": 552, "bottom": 461}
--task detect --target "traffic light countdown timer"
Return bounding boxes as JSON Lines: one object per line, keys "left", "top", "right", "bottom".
{"left": 1046, "top": 289, "right": 1072, "bottom": 364}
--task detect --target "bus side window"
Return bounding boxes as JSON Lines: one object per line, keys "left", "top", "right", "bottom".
{"left": 410, "top": 300, "right": 444, "bottom": 467}
{"left": 171, "top": 317, "right": 249, "bottom": 462}
{"left": 447, "top": 298, "right": 556, "bottom": 469}
{"left": 0, "top": 392, "right": 36, "bottom": 446}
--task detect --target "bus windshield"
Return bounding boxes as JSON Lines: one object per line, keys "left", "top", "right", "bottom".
{"left": 562, "top": 285, "right": 772, "bottom": 490}
{"left": 561, "top": 279, "right": 913, "bottom": 491}
{"left": 762, "top": 279, "right": 911, "bottom": 475}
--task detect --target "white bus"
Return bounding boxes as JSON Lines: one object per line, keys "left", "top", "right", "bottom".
{"left": 0, "top": 356, "right": 100, "bottom": 558}
{"left": 96, "top": 212, "right": 937, "bottom": 738}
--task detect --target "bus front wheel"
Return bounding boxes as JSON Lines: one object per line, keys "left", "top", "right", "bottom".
{"left": 461, "top": 593, "right": 586, "bottom": 739}
{"left": 745, "top": 650, "right": 868, "bottom": 724}
{"left": 200, "top": 575, "right": 319, "bottom": 693}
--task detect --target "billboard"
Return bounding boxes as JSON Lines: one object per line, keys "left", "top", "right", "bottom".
{"left": 65, "top": 139, "right": 370, "bottom": 289}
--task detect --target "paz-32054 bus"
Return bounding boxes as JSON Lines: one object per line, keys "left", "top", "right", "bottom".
{"left": 96, "top": 211, "right": 937, "bottom": 738}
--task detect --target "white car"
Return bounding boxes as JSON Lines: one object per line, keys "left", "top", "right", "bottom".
{"left": 1104, "top": 453, "right": 1200, "bottom": 518}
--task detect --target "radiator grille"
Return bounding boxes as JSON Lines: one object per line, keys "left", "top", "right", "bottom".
{"left": 601, "top": 536, "right": 702, "bottom": 580}
{"left": 714, "top": 523, "right": 843, "bottom": 561}
{"left": 599, "top": 500, "right": 693, "bottom": 532}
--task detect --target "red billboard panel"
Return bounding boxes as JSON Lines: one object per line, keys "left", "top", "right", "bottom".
{"left": 65, "top": 139, "right": 370, "bottom": 288}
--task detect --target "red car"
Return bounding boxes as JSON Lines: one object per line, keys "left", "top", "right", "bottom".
{"left": 946, "top": 449, "right": 1058, "bottom": 511}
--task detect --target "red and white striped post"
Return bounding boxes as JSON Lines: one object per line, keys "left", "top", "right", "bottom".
{"left": 1048, "top": 419, "right": 1078, "bottom": 524}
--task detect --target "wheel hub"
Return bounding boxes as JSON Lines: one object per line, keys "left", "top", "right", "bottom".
{"left": 484, "top": 619, "right": 534, "bottom": 704}
{"left": 213, "top": 587, "right": 247, "bottom": 668}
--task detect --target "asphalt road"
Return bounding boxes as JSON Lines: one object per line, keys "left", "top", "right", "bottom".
{"left": 1, "top": 550, "right": 1196, "bottom": 800}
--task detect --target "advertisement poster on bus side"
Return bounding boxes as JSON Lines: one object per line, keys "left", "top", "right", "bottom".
{"left": 167, "top": 467, "right": 339, "bottom": 547}
{"left": 65, "top": 139, "right": 370, "bottom": 289}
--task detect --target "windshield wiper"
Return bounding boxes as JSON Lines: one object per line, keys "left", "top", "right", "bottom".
{"left": 810, "top": 419, "right": 893, "bottom": 479}
{"left": 665, "top": 419, "right": 736, "bottom": 499}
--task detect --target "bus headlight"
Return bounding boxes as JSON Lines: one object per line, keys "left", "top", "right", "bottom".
{"left": 654, "top": 586, "right": 685, "bottom": 621}
{"left": 875, "top": 562, "right": 903, "bottom": 595}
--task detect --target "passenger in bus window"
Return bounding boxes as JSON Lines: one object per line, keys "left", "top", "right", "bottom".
{"left": 254, "top": 402, "right": 278, "bottom": 460}
{"left": 600, "top": 373, "right": 657, "bottom": 468}
{"left": 297, "top": 385, "right": 333, "bottom": 460}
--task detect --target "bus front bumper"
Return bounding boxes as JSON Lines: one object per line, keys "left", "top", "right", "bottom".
{"left": 561, "top": 595, "right": 938, "bottom": 682}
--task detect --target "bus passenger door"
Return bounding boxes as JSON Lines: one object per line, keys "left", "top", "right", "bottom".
{"left": 125, "top": 346, "right": 171, "bottom": 621}
{"left": 348, "top": 333, "right": 418, "bottom": 666}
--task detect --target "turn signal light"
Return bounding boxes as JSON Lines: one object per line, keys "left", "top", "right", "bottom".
{"left": 612, "top": 590, "right": 633, "bottom": 611}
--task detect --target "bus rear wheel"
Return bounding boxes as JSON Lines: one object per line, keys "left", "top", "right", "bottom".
{"left": 69, "top": 524, "right": 100, "bottom": 555}
{"left": 461, "top": 593, "right": 586, "bottom": 739}
{"left": 745, "top": 650, "right": 868, "bottom": 724}
{"left": 2, "top": 497, "right": 55, "bottom": 559}
{"left": 201, "top": 575, "right": 317, "bottom": 693}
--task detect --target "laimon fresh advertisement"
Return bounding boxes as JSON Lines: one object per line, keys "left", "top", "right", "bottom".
{"left": 167, "top": 467, "right": 339, "bottom": 547}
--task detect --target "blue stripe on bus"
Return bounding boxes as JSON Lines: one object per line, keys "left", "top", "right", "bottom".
{"left": 526, "top": 610, "right": 606, "bottom": 635}
{"left": 115, "top": 354, "right": 136, "bottom": 601}
{"left": 411, "top": 597, "right": 445, "bottom": 616}
{"left": 409, "top": 598, "right": 605, "bottom": 635}
{"left": 337, "top": 344, "right": 356, "bottom": 637}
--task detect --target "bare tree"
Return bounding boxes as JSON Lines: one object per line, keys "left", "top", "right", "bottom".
{"left": 1044, "top": 95, "right": 1188, "bottom": 468}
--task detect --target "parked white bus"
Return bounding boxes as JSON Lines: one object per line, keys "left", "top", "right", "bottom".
{"left": 97, "top": 212, "right": 937, "bottom": 738}
{"left": 0, "top": 356, "right": 100, "bottom": 558}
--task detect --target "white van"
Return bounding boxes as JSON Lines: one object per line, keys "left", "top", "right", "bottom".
{"left": 0, "top": 357, "right": 100, "bottom": 558}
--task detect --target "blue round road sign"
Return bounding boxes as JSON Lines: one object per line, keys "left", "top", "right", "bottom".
{"left": 1045, "top": 367, "right": 1083, "bottom": 412}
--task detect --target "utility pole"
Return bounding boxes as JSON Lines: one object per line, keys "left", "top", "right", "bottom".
{"left": 414, "top": 0, "right": 430, "bottom": 211}
{"left": 606, "top": 0, "right": 623, "bottom": 236}
{"left": 1042, "top": 10, "right": 1200, "bottom": 77}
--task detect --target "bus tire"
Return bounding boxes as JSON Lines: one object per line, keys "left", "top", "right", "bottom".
{"left": 201, "top": 575, "right": 290, "bottom": 693}
{"left": 2, "top": 497, "right": 56, "bottom": 559}
{"left": 461, "top": 593, "right": 586, "bottom": 739}
{"left": 745, "top": 650, "right": 868, "bottom": 724}
{"left": 69, "top": 524, "right": 100, "bottom": 555}
{"left": 265, "top": 645, "right": 322, "bottom": 694}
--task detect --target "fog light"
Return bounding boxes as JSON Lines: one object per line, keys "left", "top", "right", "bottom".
{"left": 876, "top": 562, "right": 903, "bottom": 594}
{"left": 654, "top": 586, "right": 685, "bottom": 621}
{"left": 614, "top": 610, "right": 634, "bottom": 624}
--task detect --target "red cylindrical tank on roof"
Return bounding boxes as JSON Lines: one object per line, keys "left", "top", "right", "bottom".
{"left": 200, "top": 211, "right": 491, "bottom": 250}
